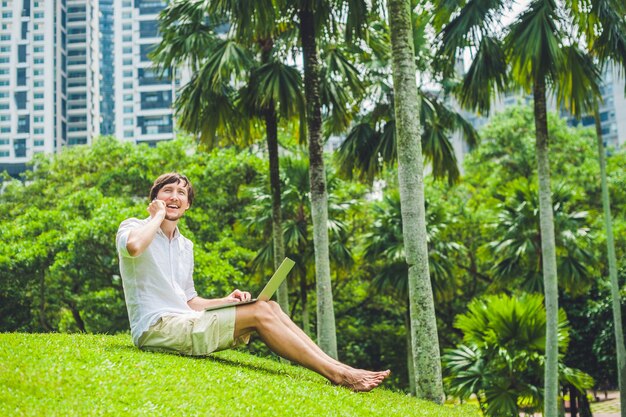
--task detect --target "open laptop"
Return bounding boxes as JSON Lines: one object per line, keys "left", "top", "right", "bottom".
{"left": 204, "top": 257, "right": 295, "bottom": 311}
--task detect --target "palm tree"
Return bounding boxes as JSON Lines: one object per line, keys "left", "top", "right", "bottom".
{"left": 487, "top": 179, "right": 596, "bottom": 295}
{"left": 336, "top": 89, "right": 478, "bottom": 185}
{"left": 152, "top": 0, "right": 304, "bottom": 313}
{"left": 386, "top": 0, "right": 444, "bottom": 403}
{"left": 279, "top": 0, "right": 372, "bottom": 359}
{"left": 363, "top": 189, "right": 462, "bottom": 395}
{"left": 574, "top": 1, "right": 626, "bottom": 412}
{"left": 245, "top": 152, "right": 354, "bottom": 336}
{"left": 433, "top": 1, "right": 605, "bottom": 413}
{"left": 443, "top": 293, "right": 594, "bottom": 417}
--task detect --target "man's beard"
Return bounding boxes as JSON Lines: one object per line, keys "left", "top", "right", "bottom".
{"left": 165, "top": 213, "right": 183, "bottom": 221}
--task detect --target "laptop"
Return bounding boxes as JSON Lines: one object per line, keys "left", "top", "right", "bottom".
{"left": 204, "top": 257, "right": 295, "bottom": 311}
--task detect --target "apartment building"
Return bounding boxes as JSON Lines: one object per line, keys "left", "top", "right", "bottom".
{"left": 0, "top": 0, "right": 179, "bottom": 176}
{"left": 113, "top": 0, "right": 177, "bottom": 146}
{"left": 1, "top": 0, "right": 65, "bottom": 174}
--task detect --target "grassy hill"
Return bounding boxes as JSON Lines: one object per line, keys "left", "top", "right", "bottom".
{"left": 1, "top": 333, "right": 478, "bottom": 416}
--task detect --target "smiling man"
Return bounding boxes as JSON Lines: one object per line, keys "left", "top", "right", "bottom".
{"left": 116, "top": 172, "right": 390, "bottom": 392}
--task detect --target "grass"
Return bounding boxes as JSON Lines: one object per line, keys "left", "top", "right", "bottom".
{"left": 0, "top": 333, "right": 479, "bottom": 417}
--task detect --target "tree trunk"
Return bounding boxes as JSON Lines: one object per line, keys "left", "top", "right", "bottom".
{"left": 70, "top": 304, "right": 86, "bottom": 332}
{"left": 404, "top": 308, "right": 416, "bottom": 396}
{"left": 264, "top": 106, "right": 289, "bottom": 313}
{"left": 533, "top": 78, "right": 559, "bottom": 417}
{"left": 38, "top": 270, "right": 50, "bottom": 331}
{"left": 387, "top": 0, "right": 444, "bottom": 403}
{"left": 570, "top": 385, "right": 579, "bottom": 417}
{"left": 579, "top": 390, "right": 593, "bottom": 417}
{"left": 259, "top": 41, "right": 289, "bottom": 314}
{"left": 300, "top": 269, "right": 311, "bottom": 336}
{"left": 595, "top": 109, "right": 626, "bottom": 417}
{"left": 298, "top": 7, "right": 337, "bottom": 359}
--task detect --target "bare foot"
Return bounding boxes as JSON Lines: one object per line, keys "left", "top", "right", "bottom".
{"left": 335, "top": 369, "right": 391, "bottom": 392}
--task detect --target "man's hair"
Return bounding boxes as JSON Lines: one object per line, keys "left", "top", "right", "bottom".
{"left": 149, "top": 172, "right": 195, "bottom": 206}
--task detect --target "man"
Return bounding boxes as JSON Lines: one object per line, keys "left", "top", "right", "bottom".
{"left": 116, "top": 172, "right": 390, "bottom": 392}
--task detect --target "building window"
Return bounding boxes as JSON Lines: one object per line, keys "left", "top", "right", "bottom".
{"left": 17, "top": 68, "right": 27, "bottom": 85}
{"left": 140, "top": 90, "right": 171, "bottom": 110}
{"left": 34, "top": 139, "right": 44, "bottom": 146}
{"left": 139, "top": 20, "right": 159, "bottom": 38}
{"left": 18, "top": 116, "right": 30, "bottom": 133}
{"left": 138, "top": 67, "right": 170, "bottom": 86}
{"left": 139, "top": 43, "right": 156, "bottom": 62}
{"left": 14, "top": 138, "right": 27, "bottom": 157}
{"left": 15, "top": 91, "right": 27, "bottom": 109}
{"left": 18, "top": 45, "right": 27, "bottom": 62}
{"left": 137, "top": 114, "right": 172, "bottom": 134}
{"left": 124, "top": 130, "right": 133, "bottom": 138}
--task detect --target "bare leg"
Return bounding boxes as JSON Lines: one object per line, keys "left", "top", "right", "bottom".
{"left": 234, "top": 301, "right": 390, "bottom": 392}
{"left": 266, "top": 301, "right": 349, "bottom": 369}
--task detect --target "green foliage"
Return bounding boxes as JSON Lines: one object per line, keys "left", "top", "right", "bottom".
{"left": 0, "top": 333, "right": 479, "bottom": 417}
{"left": 0, "top": 138, "right": 263, "bottom": 334}
{"left": 443, "top": 293, "right": 594, "bottom": 416}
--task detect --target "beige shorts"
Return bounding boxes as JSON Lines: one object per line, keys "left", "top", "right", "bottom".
{"left": 138, "top": 307, "right": 250, "bottom": 356}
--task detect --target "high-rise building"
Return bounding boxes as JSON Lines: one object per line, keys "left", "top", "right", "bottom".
{"left": 99, "top": 0, "right": 115, "bottom": 136}
{"left": 569, "top": 64, "right": 626, "bottom": 151}
{"left": 1, "top": 0, "right": 180, "bottom": 176}
{"left": 0, "top": 0, "right": 66, "bottom": 175}
{"left": 114, "top": 0, "right": 177, "bottom": 146}
{"left": 66, "top": 0, "right": 100, "bottom": 146}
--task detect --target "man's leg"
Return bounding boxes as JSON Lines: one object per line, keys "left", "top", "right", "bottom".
{"left": 234, "top": 301, "right": 390, "bottom": 392}
{"left": 265, "top": 301, "right": 349, "bottom": 369}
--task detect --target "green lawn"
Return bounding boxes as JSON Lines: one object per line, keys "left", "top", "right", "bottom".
{"left": 0, "top": 333, "right": 478, "bottom": 417}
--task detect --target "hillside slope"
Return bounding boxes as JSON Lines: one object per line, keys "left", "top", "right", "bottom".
{"left": 0, "top": 333, "right": 478, "bottom": 416}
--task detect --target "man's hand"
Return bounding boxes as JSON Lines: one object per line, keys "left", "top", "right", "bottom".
{"left": 148, "top": 199, "right": 166, "bottom": 220}
{"left": 224, "top": 289, "right": 252, "bottom": 303}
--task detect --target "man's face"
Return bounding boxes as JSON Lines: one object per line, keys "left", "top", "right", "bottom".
{"left": 155, "top": 180, "right": 191, "bottom": 221}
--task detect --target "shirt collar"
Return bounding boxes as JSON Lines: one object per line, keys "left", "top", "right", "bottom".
{"left": 149, "top": 217, "right": 180, "bottom": 240}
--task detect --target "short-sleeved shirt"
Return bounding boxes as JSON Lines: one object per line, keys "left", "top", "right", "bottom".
{"left": 116, "top": 217, "right": 200, "bottom": 346}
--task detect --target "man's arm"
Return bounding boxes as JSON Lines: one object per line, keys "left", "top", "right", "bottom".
{"left": 187, "top": 290, "right": 252, "bottom": 311}
{"left": 126, "top": 200, "right": 166, "bottom": 257}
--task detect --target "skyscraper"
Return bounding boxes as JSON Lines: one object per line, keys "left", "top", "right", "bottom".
{"left": 1, "top": 0, "right": 67, "bottom": 174}
{"left": 99, "top": 0, "right": 115, "bottom": 136}
{"left": 66, "top": 0, "right": 100, "bottom": 146}
{"left": 1, "top": 0, "right": 180, "bottom": 176}
{"left": 113, "top": 0, "right": 177, "bottom": 146}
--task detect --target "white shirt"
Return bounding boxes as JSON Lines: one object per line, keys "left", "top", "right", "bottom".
{"left": 116, "top": 217, "right": 199, "bottom": 346}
